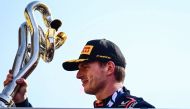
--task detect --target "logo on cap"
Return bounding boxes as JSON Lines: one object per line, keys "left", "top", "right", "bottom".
{"left": 81, "top": 45, "right": 94, "bottom": 55}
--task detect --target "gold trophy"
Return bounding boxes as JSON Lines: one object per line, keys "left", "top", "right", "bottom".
{"left": 0, "top": 1, "right": 67, "bottom": 107}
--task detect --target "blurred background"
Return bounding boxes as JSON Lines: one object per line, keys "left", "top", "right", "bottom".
{"left": 0, "top": 0, "right": 190, "bottom": 108}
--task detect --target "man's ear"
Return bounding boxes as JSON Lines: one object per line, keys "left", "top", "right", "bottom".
{"left": 106, "top": 61, "right": 115, "bottom": 76}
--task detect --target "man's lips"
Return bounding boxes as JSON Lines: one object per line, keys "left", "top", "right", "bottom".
{"left": 81, "top": 79, "right": 88, "bottom": 86}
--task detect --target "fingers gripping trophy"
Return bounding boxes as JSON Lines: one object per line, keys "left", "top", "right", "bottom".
{"left": 0, "top": 1, "right": 67, "bottom": 107}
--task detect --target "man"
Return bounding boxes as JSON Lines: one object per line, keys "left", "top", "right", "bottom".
{"left": 4, "top": 39, "right": 155, "bottom": 108}
{"left": 62, "top": 39, "right": 155, "bottom": 108}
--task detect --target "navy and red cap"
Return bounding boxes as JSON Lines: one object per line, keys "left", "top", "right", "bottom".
{"left": 62, "top": 39, "right": 126, "bottom": 71}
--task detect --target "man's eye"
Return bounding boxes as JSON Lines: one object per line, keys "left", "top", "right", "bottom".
{"left": 83, "top": 66, "right": 89, "bottom": 69}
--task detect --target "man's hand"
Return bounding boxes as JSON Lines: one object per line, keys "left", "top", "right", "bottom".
{"left": 3, "top": 70, "right": 28, "bottom": 104}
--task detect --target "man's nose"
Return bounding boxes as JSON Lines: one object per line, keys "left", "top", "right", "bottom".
{"left": 76, "top": 70, "right": 82, "bottom": 79}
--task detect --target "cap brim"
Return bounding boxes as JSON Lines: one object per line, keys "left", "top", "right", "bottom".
{"left": 62, "top": 59, "right": 88, "bottom": 71}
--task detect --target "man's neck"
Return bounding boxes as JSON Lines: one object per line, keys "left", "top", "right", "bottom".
{"left": 95, "top": 83, "right": 123, "bottom": 100}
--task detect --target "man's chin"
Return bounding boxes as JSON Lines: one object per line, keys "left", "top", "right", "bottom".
{"left": 84, "top": 88, "right": 95, "bottom": 95}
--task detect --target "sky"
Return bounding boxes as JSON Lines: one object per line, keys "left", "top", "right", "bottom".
{"left": 0, "top": 0, "right": 190, "bottom": 108}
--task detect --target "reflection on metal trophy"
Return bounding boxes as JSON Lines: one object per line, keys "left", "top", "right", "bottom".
{"left": 0, "top": 1, "right": 67, "bottom": 107}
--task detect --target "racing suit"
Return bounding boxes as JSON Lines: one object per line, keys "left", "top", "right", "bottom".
{"left": 15, "top": 98, "right": 32, "bottom": 107}
{"left": 94, "top": 87, "right": 155, "bottom": 108}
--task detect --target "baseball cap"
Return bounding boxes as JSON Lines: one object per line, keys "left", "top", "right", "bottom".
{"left": 62, "top": 39, "right": 126, "bottom": 71}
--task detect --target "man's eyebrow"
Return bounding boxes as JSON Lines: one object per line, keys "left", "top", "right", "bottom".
{"left": 79, "top": 63, "right": 87, "bottom": 68}
{"left": 79, "top": 61, "right": 93, "bottom": 68}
